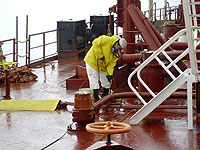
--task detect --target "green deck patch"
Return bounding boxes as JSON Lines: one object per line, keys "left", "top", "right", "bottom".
{"left": 0, "top": 100, "right": 60, "bottom": 111}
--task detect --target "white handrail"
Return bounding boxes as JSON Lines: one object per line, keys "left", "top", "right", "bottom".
{"left": 128, "top": 29, "right": 187, "bottom": 104}
{"left": 161, "top": 51, "right": 183, "bottom": 74}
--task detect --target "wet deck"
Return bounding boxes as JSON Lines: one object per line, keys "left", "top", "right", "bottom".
{"left": 0, "top": 59, "right": 200, "bottom": 150}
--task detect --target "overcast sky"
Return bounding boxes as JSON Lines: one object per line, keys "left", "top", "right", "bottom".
{"left": 0, "top": 0, "right": 181, "bottom": 40}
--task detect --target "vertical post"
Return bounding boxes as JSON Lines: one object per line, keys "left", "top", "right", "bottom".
{"left": 160, "top": 9, "right": 162, "bottom": 20}
{"left": 164, "top": 0, "right": 167, "bottom": 20}
{"left": 187, "top": 74, "right": 195, "bottom": 130}
{"left": 154, "top": 3, "right": 157, "bottom": 21}
{"left": 148, "top": 0, "right": 153, "bottom": 22}
{"left": 123, "top": 0, "right": 134, "bottom": 54}
{"left": 106, "top": 134, "right": 111, "bottom": 144}
{"left": 169, "top": 8, "right": 171, "bottom": 21}
{"left": 175, "top": 8, "right": 177, "bottom": 23}
{"left": 28, "top": 35, "right": 31, "bottom": 67}
{"left": 196, "top": 82, "right": 200, "bottom": 118}
{"left": 13, "top": 39, "right": 15, "bottom": 62}
{"left": 4, "top": 66, "right": 11, "bottom": 99}
{"left": 16, "top": 16, "right": 18, "bottom": 64}
{"left": 26, "top": 15, "right": 28, "bottom": 66}
{"left": 43, "top": 33, "right": 45, "bottom": 64}
{"left": 183, "top": 0, "right": 198, "bottom": 75}
{"left": 57, "top": 29, "right": 60, "bottom": 53}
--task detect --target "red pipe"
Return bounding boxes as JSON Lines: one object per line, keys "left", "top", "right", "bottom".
{"left": 146, "top": 16, "right": 173, "bottom": 51}
{"left": 119, "top": 50, "right": 187, "bottom": 65}
{"left": 134, "top": 5, "right": 162, "bottom": 49}
{"left": 118, "top": 53, "right": 141, "bottom": 64}
{"left": 123, "top": 0, "right": 135, "bottom": 54}
{"left": 127, "top": 4, "right": 161, "bottom": 50}
{"left": 102, "top": 105, "right": 187, "bottom": 109}
{"left": 94, "top": 92, "right": 195, "bottom": 110}
{"left": 170, "top": 42, "right": 188, "bottom": 50}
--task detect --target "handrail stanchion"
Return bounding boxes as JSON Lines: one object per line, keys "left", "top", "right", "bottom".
{"left": 57, "top": 29, "right": 60, "bottom": 53}
{"left": 26, "top": 15, "right": 29, "bottom": 67}
{"left": 28, "top": 35, "right": 31, "bottom": 67}
{"left": 16, "top": 16, "right": 18, "bottom": 65}
{"left": 13, "top": 38, "right": 16, "bottom": 62}
{"left": 43, "top": 33, "right": 46, "bottom": 64}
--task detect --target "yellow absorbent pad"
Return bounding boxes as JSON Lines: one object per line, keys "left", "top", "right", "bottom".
{"left": 0, "top": 100, "right": 60, "bottom": 111}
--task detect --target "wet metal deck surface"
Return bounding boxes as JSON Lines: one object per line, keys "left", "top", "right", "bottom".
{"left": 0, "top": 59, "right": 200, "bottom": 150}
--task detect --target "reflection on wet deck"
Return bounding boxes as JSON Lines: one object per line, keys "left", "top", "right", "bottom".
{"left": 0, "top": 59, "right": 199, "bottom": 150}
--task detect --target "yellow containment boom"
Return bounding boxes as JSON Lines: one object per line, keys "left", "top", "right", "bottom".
{"left": 0, "top": 100, "right": 60, "bottom": 111}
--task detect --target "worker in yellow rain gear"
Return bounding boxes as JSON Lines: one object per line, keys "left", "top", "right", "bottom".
{"left": 84, "top": 35, "right": 127, "bottom": 102}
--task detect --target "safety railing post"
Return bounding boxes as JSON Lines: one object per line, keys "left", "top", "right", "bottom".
{"left": 13, "top": 38, "right": 16, "bottom": 62}
{"left": 16, "top": 16, "right": 18, "bottom": 64}
{"left": 26, "top": 15, "right": 29, "bottom": 67}
{"left": 43, "top": 33, "right": 45, "bottom": 64}
{"left": 28, "top": 35, "right": 31, "bottom": 67}
{"left": 57, "top": 29, "right": 60, "bottom": 53}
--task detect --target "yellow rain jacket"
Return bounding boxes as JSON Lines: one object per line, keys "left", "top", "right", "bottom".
{"left": 84, "top": 35, "right": 119, "bottom": 75}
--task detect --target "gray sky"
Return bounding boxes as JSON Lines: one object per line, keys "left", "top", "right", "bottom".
{"left": 0, "top": 0, "right": 181, "bottom": 40}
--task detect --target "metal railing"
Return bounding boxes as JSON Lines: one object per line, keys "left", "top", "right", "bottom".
{"left": 143, "top": 3, "right": 179, "bottom": 22}
{"left": 0, "top": 29, "right": 59, "bottom": 67}
{"left": 128, "top": 28, "right": 188, "bottom": 105}
{"left": 28, "top": 29, "right": 59, "bottom": 66}
{"left": 0, "top": 38, "right": 16, "bottom": 62}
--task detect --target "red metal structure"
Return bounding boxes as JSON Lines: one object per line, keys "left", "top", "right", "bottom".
{"left": 67, "top": 0, "right": 200, "bottom": 135}
{"left": 66, "top": 0, "right": 186, "bottom": 91}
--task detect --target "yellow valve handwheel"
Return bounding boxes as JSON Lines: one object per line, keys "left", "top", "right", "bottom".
{"left": 0, "top": 62, "right": 18, "bottom": 70}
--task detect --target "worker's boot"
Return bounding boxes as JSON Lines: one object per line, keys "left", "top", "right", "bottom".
{"left": 102, "top": 88, "right": 109, "bottom": 98}
{"left": 93, "top": 89, "right": 99, "bottom": 103}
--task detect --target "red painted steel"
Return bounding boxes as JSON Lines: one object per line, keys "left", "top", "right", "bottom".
{"left": 118, "top": 53, "right": 141, "bottom": 65}
{"left": 122, "top": 0, "right": 135, "bottom": 54}
{"left": 170, "top": 42, "right": 188, "bottom": 50}
{"left": 163, "top": 24, "right": 178, "bottom": 41}
{"left": 102, "top": 105, "right": 187, "bottom": 109}
{"left": 139, "top": 63, "right": 165, "bottom": 92}
{"left": 116, "top": 0, "right": 142, "bottom": 53}
{"left": 127, "top": 4, "right": 162, "bottom": 50}
{"left": 146, "top": 16, "right": 173, "bottom": 51}
{"left": 94, "top": 92, "right": 195, "bottom": 110}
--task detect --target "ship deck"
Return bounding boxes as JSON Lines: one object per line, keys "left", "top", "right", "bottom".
{"left": 0, "top": 59, "right": 200, "bottom": 150}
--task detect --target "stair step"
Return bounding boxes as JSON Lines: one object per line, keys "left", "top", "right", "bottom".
{"left": 190, "top": 14, "right": 200, "bottom": 18}
{"left": 191, "top": 26, "right": 200, "bottom": 30}
{"left": 195, "top": 49, "right": 200, "bottom": 53}
{"left": 189, "top": 1, "right": 200, "bottom": 5}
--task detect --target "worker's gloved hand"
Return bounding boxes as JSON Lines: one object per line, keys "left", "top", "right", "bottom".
{"left": 100, "top": 56, "right": 105, "bottom": 60}
{"left": 106, "top": 75, "right": 113, "bottom": 82}
{"left": 0, "top": 54, "right": 6, "bottom": 60}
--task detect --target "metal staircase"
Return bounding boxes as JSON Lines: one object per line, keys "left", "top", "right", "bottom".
{"left": 128, "top": 0, "right": 200, "bottom": 130}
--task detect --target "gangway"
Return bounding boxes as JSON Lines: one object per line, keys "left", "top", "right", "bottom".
{"left": 129, "top": 0, "right": 200, "bottom": 130}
